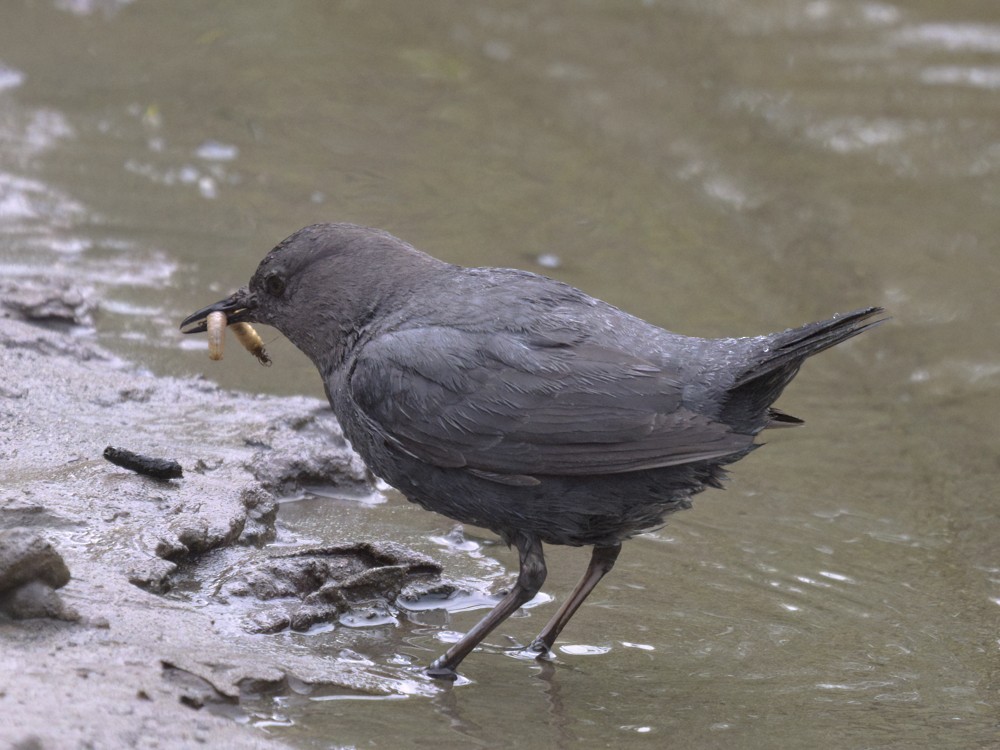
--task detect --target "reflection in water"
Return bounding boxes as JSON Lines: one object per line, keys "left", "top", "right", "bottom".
{"left": 429, "top": 684, "right": 488, "bottom": 743}
{"left": 533, "top": 661, "right": 574, "bottom": 750}
{"left": 429, "top": 658, "right": 583, "bottom": 749}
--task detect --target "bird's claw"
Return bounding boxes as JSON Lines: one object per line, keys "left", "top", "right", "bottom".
{"left": 426, "top": 661, "right": 459, "bottom": 681}
{"left": 526, "top": 639, "right": 554, "bottom": 660}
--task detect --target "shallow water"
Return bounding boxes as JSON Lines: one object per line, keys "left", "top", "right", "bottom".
{"left": 2, "top": 1, "right": 998, "bottom": 748}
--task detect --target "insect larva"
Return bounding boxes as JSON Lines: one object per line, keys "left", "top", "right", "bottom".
{"left": 207, "top": 310, "right": 226, "bottom": 361}
{"left": 204, "top": 311, "right": 271, "bottom": 366}
{"left": 231, "top": 322, "right": 272, "bottom": 367}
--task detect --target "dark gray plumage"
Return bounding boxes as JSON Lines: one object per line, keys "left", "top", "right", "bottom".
{"left": 181, "top": 222, "right": 884, "bottom": 678}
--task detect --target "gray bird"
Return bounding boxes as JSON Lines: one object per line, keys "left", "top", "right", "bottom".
{"left": 181, "top": 223, "right": 884, "bottom": 678}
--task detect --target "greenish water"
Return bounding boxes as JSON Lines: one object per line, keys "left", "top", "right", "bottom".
{"left": 1, "top": 1, "right": 997, "bottom": 747}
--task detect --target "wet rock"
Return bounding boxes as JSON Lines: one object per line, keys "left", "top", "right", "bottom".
{"left": 238, "top": 487, "right": 277, "bottom": 544}
{"left": 0, "top": 528, "right": 75, "bottom": 621}
{"left": 399, "top": 579, "right": 467, "bottom": 604}
{"left": 237, "top": 670, "right": 290, "bottom": 696}
{"left": 222, "top": 542, "right": 442, "bottom": 633}
{"left": 127, "top": 557, "right": 178, "bottom": 594}
{"left": 0, "top": 528, "right": 71, "bottom": 592}
{"left": 2, "top": 580, "right": 77, "bottom": 620}
{"left": 151, "top": 488, "right": 271, "bottom": 564}
{"left": 154, "top": 536, "right": 190, "bottom": 561}
{"left": 174, "top": 516, "right": 243, "bottom": 557}
{"left": 162, "top": 661, "right": 239, "bottom": 711}
{"left": 243, "top": 410, "right": 370, "bottom": 494}
{"left": 0, "top": 278, "right": 93, "bottom": 326}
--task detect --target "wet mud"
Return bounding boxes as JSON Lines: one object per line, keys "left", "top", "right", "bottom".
{"left": 0, "top": 283, "right": 446, "bottom": 748}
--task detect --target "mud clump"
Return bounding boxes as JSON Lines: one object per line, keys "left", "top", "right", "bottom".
{"left": 0, "top": 528, "right": 76, "bottom": 621}
{"left": 221, "top": 542, "right": 442, "bottom": 633}
{"left": 0, "top": 278, "right": 94, "bottom": 326}
{"left": 241, "top": 412, "right": 370, "bottom": 495}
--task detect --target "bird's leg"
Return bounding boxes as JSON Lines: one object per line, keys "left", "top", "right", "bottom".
{"left": 427, "top": 534, "right": 546, "bottom": 679}
{"left": 528, "top": 543, "right": 621, "bottom": 655}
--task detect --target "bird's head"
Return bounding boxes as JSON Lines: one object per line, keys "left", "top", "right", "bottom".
{"left": 180, "top": 222, "right": 445, "bottom": 370}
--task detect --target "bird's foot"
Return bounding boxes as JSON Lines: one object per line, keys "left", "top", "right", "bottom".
{"left": 426, "top": 659, "right": 459, "bottom": 681}
{"left": 526, "top": 638, "right": 555, "bottom": 660}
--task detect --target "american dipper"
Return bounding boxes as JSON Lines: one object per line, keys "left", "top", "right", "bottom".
{"left": 180, "top": 223, "right": 884, "bottom": 678}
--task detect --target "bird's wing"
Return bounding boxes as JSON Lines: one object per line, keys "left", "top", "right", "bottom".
{"left": 348, "top": 326, "right": 752, "bottom": 483}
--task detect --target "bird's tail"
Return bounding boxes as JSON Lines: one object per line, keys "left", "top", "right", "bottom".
{"left": 723, "top": 306, "right": 886, "bottom": 433}
{"left": 734, "top": 306, "right": 886, "bottom": 389}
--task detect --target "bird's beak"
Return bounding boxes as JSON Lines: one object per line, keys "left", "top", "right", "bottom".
{"left": 179, "top": 287, "right": 256, "bottom": 334}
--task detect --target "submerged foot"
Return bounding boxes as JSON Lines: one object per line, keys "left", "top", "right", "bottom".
{"left": 526, "top": 638, "right": 555, "bottom": 660}
{"left": 426, "top": 657, "right": 460, "bottom": 680}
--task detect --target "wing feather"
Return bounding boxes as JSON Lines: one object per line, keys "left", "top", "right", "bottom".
{"left": 349, "top": 327, "right": 751, "bottom": 480}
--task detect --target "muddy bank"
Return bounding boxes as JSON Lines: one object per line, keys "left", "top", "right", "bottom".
{"left": 0, "top": 283, "right": 447, "bottom": 748}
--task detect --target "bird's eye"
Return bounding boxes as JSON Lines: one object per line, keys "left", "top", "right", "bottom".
{"left": 264, "top": 272, "right": 286, "bottom": 298}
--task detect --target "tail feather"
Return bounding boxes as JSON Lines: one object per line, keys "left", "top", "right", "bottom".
{"left": 724, "top": 306, "right": 886, "bottom": 434}
{"left": 765, "top": 407, "right": 805, "bottom": 428}
{"left": 734, "top": 306, "right": 886, "bottom": 388}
